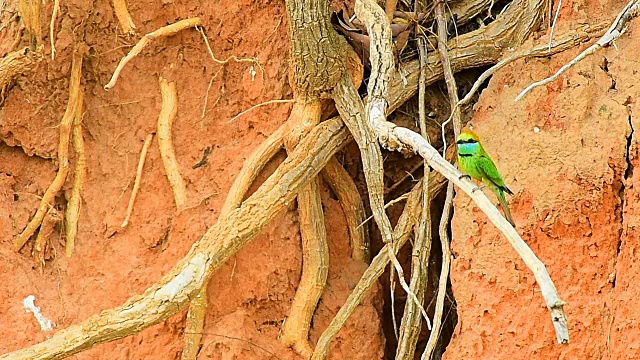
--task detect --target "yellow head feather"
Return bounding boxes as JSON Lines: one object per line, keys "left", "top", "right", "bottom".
{"left": 457, "top": 129, "right": 481, "bottom": 143}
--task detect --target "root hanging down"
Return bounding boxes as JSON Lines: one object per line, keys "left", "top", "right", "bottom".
{"left": 49, "top": 0, "right": 60, "bottom": 60}
{"left": 14, "top": 47, "right": 84, "bottom": 252}
{"left": 280, "top": 102, "right": 329, "bottom": 358}
{"left": 111, "top": 0, "right": 137, "bottom": 34}
{"left": 64, "top": 87, "right": 86, "bottom": 257}
{"left": 181, "top": 287, "right": 207, "bottom": 360}
{"left": 320, "top": 158, "right": 369, "bottom": 262}
{"left": 33, "top": 207, "right": 62, "bottom": 269}
{"left": 121, "top": 133, "right": 154, "bottom": 228}
{"left": 158, "top": 77, "right": 187, "bottom": 210}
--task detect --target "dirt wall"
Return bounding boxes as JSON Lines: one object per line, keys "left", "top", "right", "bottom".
{"left": 447, "top": 0, "right": 640, "bottom": 358}
{"left": 0, "top": 0, "right": 383, "bottom": 358}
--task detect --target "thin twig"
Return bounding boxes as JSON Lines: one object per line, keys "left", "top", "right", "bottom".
{"left": 226, "top": 99, "right": 294, "bottom": 123}
{"left": 548, "top": 0, "right": 562, "bottom": 51}
{"left": 121, "top": 133, "right": 153, "bottom": 228}
{"left": 441, "top": 21, "right": 608, "bottom": 147}
{"left": 200, "top": 67, "right": 224, "bottom": 126}
{"left": 435, "top": 0, "right": 462, "bottom": 156}
{"left": 515, "top": 0, "right": 640, "bottom": 101}
{"left": 197, "top": 26, "right": 258, "bottom": 65}
{"left": 357, "top": 192, "right": 409, "bottom": 229}
{"left": 49, "top": 0, "right": 60, "bottom": 60}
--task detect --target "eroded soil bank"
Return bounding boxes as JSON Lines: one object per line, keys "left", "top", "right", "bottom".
{"left": 1, "top": 0, "right": 639, "bottom": 358}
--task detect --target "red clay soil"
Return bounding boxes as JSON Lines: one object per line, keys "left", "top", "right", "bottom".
{"left": 0, "top": 0, "right": 383, "bottom": 359}
{"left": 448, "top": 0, "right": 640, "bottom": 358}
{"left": 2, "top": 0, "right": 640, "bottom": 359}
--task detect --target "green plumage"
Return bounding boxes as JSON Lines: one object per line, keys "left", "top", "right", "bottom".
{"left": 456, "top": 130, "right": 515, "bottom": 226}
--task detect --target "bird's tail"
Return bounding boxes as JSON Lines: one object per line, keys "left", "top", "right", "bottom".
{"left": 496, "top": 189, "right": 515, "bottom": 227}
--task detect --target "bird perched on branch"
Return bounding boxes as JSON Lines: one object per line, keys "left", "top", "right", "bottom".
{"left": 456, "top": 129, "right": 515, "bottom": 226}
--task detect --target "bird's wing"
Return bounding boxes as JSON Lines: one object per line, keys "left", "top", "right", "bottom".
{"left": 477, "top": 155, "right": 513, "bottom": 195}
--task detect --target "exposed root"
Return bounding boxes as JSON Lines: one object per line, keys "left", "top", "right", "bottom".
{"left": 1, "top": 117, "right": 350, "bottom": 360}
{"left": 280, "top": 178, "right": 328, "bottom": 358}
{"left": 516, "top": 0, "right": 640, "bottom": 101}
{"left": 121, "top": 133, "right": 154, "bottom": 229}
{"left": 339, "top": 0, "right": 432, "bottom": 331}
{"left": 280, "top": 102, "right": 328, "bottom": 358}
{"left": 421, "top": 182, "right": 454, "bottom": 360}
{"left": 33, "top": 207, "right": 62, "bottom": 269}
{"left": 226, "top": 99, "right": 295, "bottom": 123}
{"left": 158, "top": 77, "right": 187, "bottom": 210}
{"left": 197, "top": 26, "right": 259, "bottom": 66}
{"left": 311, "top": 179, "right": 424, "bottom": 360}
{"left": 219, "top": 125, "right": 284, "bottom": 216}
{"left": 395, "top": 34, "right": 432, "bottom": 359}
{"left": 112, "top": 0, "right": 137, "bottom": 35}
{"left": 181, "top": 287, "right": 207, "bottom": 360}
{"left": 321, "top": 158, "right": 369, "bottom": 262}
{"left": 0, "top": 47, "right": 37, "bottom": 102}
{"left": 49, "top": 0, "right": 60, "bottom": 59}
{"left": 18, "top": 0, "right": 42, "bottom": 42}
{"left": 416, "top": 5, "right": 464, "bottom": 357}
{"left": 64, "top": 87, "right": 86, "bottom": 257}
{"left": 457, "top": 22, "right": 608, "bottom": 108}
{"left": 104, "top": 18, "right": 201, "bottom": 90}
{"left": 435, "top": 0, "right": 463, "bottom": 149}
{"left": 14, "top": 48, "right": 83, "bottom": 252}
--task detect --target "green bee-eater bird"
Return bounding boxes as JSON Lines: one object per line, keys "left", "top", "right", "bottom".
{"left": 456, "top": 129, "right": 515, "bottom": 226}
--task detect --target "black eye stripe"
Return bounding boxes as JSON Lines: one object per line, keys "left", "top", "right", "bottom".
{"left": 456, "top": 139, "right": 478, "bottom": 144}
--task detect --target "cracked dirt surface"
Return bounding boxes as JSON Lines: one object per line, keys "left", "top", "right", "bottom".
{"left": 447, "top": 0, "right": 640, "bottom": 358}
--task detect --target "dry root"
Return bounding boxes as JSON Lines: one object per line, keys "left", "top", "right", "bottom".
{"left": 104, "top": 18, "right": 201, "bottom": 90}
{"left": 64, "top": 87, "right": 86, "bottom": 257}
{"left": 158, "top": 77, "right": 187, "bottom": 210}
{"left": 280, "top": 101, "right": 328, "bottom": 357}
{"left": 311, "top": 179, "right": 424, "bottom": 360}
{"left": 0, "top": 47, "right": 37, "bottom": 101}
{"left": 14, "top": 48, "right": 84, "bottom": 252}
{"left": 49, "top": 0, "right": 60, "bottom": 59}
{"left": 181, "top": 287, "right": 207, "bottom": 360}
{"left": 321, "top": 158, "right": 369, "bottom": 262}
{"left": 112, "top": 0, "right": 137, "bottom": 35}
{"left": 121, "top": 133, "right": 154, "bottom": 228}
{"left": 18, "top": 0, "right": 41, "bottom": 42}
{"left": 33, "top": 207, "right": 62, "bottom": 269}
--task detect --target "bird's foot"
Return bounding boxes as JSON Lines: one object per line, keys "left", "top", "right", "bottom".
{"left": 459, "top": 174, "right": 472, "bottom": 181}
{"left": 472, "top": 186, "right": 485, "bottom": 193}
